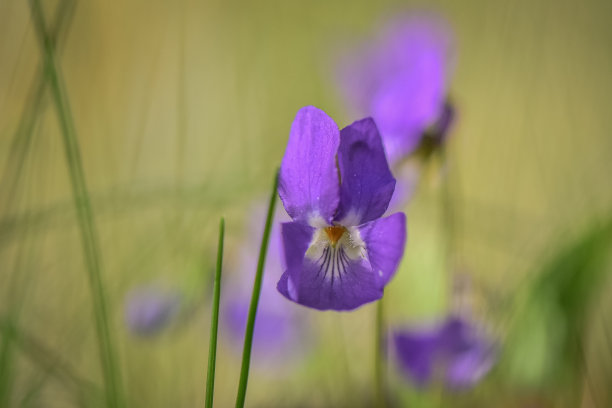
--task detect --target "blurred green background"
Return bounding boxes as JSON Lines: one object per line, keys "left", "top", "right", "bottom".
{"left": 1, "top": 0, "right": 611, "bottom": 406}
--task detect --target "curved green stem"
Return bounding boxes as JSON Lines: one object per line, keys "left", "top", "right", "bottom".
{"left": 205, "top": 218, "right": 225, "bottom": 408}
{"left": 235, "top": 170, "right": 279, "bottom": 408}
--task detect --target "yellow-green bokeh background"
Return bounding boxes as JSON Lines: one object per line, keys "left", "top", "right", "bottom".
{"left": 1, "top": 0, "right": 611, "bottom": 406}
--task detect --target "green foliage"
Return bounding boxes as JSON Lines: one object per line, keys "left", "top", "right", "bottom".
{"left": 505, "top": 217, "right": 612, "bottom": 390}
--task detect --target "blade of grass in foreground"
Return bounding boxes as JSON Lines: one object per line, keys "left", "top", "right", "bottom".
{"left": 28, "top": 1, "right": 124, "bottom": 407}
{"left": 205, "top": 218, "right": 225, "bottom": 408}
{"left": 235, "top": 170, "right": 279, "bottom": 408}
{"left": 374, "top": 298, "right": 387, "bottom": 407}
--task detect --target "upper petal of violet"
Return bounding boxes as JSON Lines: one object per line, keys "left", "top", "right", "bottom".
{"left": 279, "top": 106, "right": 340, "bottom": 226}
{"left": 335, "top": 118, "right": 396, "bottom": 226}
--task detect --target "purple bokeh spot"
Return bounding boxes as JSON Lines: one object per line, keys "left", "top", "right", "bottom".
{"left": 393, "top": 315, "right": 497, "bottom": 390}
{"left": 124, "top": 285, "right": 180, "bottom": 337}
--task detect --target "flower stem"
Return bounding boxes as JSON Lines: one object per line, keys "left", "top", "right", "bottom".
{"left": 28, "top": 1, "right": 124, "bottom": 407}
{"left": 205, "top": 217, "right": 225, "bottom": 408}
{"left": 235, "top": 170, "right": 279, "bottom": 408}
{"left": 374, "top": 298, "right": 386, "bottom": 407}
{"left": 440, "top": 146, "right": 457, "bottom": 276}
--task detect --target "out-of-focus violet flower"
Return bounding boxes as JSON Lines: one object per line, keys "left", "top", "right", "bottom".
{"left": 337, "top": 12, "right": 455, "bottom": 164}
{"left": 222, "top": 206, "right": 307, "bottom": 365}
{"left": 277, "top": 106, "right": 407, "bottom": 311}
{"left": 385, "top": 161, "right": 419, "bottom": 214}
{"left": 393, "top": 316, "right": 497, "bottom": 389}
{"left": 124, "top": 285, "right": 180, "bottom": 337}
{"left": 428, "top": 101, "right": 455, "bottom": 146}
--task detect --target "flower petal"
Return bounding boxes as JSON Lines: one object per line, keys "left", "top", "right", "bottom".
{"left": 372, "top": 70, "right": 444, "bottom": 163}
{"left": 373, "top": 15, "right": 453, "bottom": 159}
{"left": 440, "top": 316, "right": 497, "bottom": 389}
{"left": 277, "top": 221, "right": 315, "bottom": 302}
{"left": 279, "top": 106, "right": 340, "bottom": 226}
{"left": 358, "top": 212, "right": 407, "bottom": 285}
{"left": 335, "top": 118, "right": 396, "bottom": 226}
{"left": 445, "top": 339, "right": 496, "bottom": 389}
{"left": 337, "top": 13, "right": 454, "bottom": 164}
{"left": 277, "top": 221, "right": 383, "bottom": 311}
{"left": 393, "top": 327, "right": 441, "bottom": 387}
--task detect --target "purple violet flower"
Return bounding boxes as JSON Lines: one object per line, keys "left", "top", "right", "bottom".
{"left": 337, "top": 13, "right": 455, "bottom": 164}
{"left": 223, "top": 206, "right": 307, "bottom": 364}
{"left": 393, "top": 316, "right": 496, "bottom": 389}
{"left": 124, "top": 285, "right": 180, "bottom": 337}
{"left": 276, "top": 106, "right": 407, "bottom": 311}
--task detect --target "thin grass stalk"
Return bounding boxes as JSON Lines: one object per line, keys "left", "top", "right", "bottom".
{"left": 0, "top": 317, "right": 101, "bottom": 404}
{"left": 235, "top": 170, "right": 279, "bottom": 408}
{"left": 205, "top": 218, "right": 225, "bottom": 408}
{"left": 0, "top": 1, "right": 75, "bottom": 404}
{"left": 0, "top": 0, "right": 75, "bottom": 214}
{"left": 0, "top": 216, "right": 39, "bottom": 405}
{"left": 374, "top": 298, "right": 387, "bottom": 407}
{"left": 28, "top": 1, "right": 124, "bottom": 407}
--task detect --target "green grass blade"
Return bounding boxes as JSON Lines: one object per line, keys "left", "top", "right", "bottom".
{"left": 28, "top": 1, "right": 124, "bottom": 407}
{"left": 0, "top": 1, "right": 75, "bottom": 405}
{"left": 505, "top": 216, "right": 612, "bottom": 389}
{"left": 0, "top": 0, "right": 75, "bottom": 215}
{"left": 205, "top": 217, "right": 225, "bottom": 408}
{"left": 235, "top": 169, "right": 279, "bottom": 408}
{"left": 374, "top": 299, "right": 386, "bottom": 407}
{"left": 0, "top": 317, "right": 102, "bottom": 406}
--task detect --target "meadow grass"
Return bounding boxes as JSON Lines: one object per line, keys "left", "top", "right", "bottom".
{"left": 0, "top": 1, "right": 75, "bottom": 405}
{"left": 235, "top": 170, "right": 278, "bottom": 408}
{"left": 204, "top": 218, "right": 224, "bottom": 408}
{"left": 0, "top": 0, "right": 611, "bottom": 406}
{"left": 28, "top": 0, "right": 124, "bottom": 406}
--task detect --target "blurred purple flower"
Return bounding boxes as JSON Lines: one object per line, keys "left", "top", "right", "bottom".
{"left": 124, "top": 285, "right": 180, "bottom": 337}
{"left": 337, "top": 12, "right": 455, "bottom": 164}
{"left": 393, "top": 316, "right": 496, "bottom": 389}
{"left": 385, "top": 161, "right": 419, "bottom": 214}
{"left": 277, "top": 106, "right": 406, "bottom": 311}
{"left": 222, "top": 205, "right": 306, "bottom": 364}
{"left": 428, "top": 101, "right": 455, "bottom": 146}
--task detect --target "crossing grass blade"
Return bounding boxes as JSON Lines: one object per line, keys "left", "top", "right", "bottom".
{"left": 0, "top": 1, "right": 76, "bottom": 405}
{"left": 28, "top": 1, "right": 125, "bottom": 407}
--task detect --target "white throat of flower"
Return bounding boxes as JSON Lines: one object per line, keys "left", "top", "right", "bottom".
{"left": 304, "top": 225, "right": 367, "bottom": 282}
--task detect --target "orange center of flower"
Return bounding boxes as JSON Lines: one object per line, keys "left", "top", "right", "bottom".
{"left": 324, "top": 225, "right": 346, "bottom": 247}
